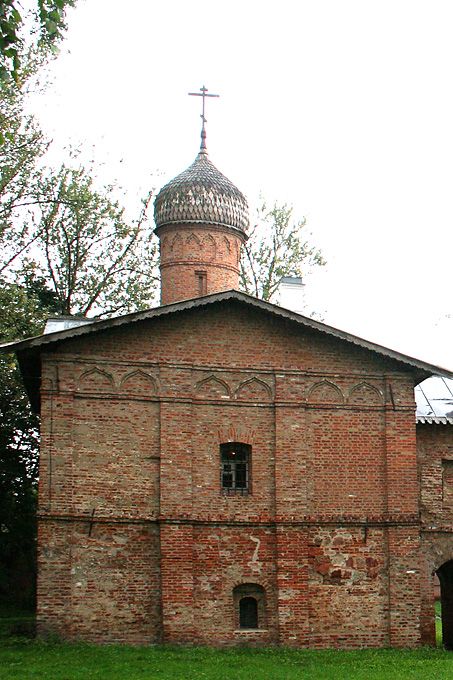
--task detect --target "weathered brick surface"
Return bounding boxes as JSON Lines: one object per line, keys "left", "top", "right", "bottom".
{"left": 35, "top": 302, "right": 452, "bottom": 647}
{"left": 38, "top": 521, "right": 161, "bottom": 643}
{"left": 308, "top": 527, "right": 389, "bottom": 647}
{"left": 387, "top": 527, "right": 421, "bottom": 647}
{"left": 418, "top": 425, "right": 453, "bottom": 523}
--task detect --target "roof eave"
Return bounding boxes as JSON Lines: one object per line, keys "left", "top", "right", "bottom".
{"left": 1, "top": 290, "right": 452, "bottom": 383}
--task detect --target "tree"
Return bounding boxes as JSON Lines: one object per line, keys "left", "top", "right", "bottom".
{"left": 26, "top": 162, "right": 159, "bottom": 317}
{"left": 240, "top": 199, "right": 326, "bottom": 302}
{"left": 0, "top": 0, "right": 76, "bottom": 85}
{"left": 0, "top": 73, "right": 159, "bottom": 316}
{"left": 0, "top": 277, "right": 60, "bottom": 609}
{"left": 0, "top": 0, "right": 158, "bottom": 614}
{"left": 0, "top": 76, "right": 47, "bottom": 268}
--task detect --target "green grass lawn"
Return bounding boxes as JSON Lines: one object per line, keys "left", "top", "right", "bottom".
{"left": 1, "top": 605, "right": 452, "bottom": 680}
{"left": 436, "top": 599, "right": 442, "bottom": 646}
{"left": 2, "top": 639, "right": 453, "bottom": 680}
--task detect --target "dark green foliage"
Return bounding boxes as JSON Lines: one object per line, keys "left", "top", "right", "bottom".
{"left": 0, "top": 70, "right": 159, "bottom": 317}
{"left": 0, "top": 605, "right": 35, "bottom": 638}
{"left": 0, "top": 355, "right": 38, "bottom": 609}
{"left": 0, "top": 0, "right": 75, "bottom": 85}
{"left": 0, "top": 6, "right": 158, "bottom": 611}
{"left": 0, "top": 74, "right": 46, "bottom": 250}
{"left": 29, "top": 162, "right": 158, "bottom": 316}
{"left": 0, "top": 278, "right": 60, "bottom": 609}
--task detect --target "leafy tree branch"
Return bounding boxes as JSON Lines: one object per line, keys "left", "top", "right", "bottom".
{"left": 240, "top": 199, "right": 326, "bottom": 302}
{"left": 0, "top": 0, "right": 76, "bottom": 85}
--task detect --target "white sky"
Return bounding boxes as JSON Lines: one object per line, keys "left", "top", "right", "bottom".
{"left": 29, "top": 0, "right": 453, "bottom": 369}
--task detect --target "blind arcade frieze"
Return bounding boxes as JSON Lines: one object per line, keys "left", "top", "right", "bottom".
{"left": 39, "top": 362, "right": 410, "bottom": 408}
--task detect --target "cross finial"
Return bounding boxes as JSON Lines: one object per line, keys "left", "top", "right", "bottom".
{"left": 188, "top": 85, "right": 220, "bottom": 152}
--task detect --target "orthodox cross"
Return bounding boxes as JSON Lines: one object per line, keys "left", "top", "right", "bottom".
{"left": 188, "top": 85, "right": 219, "bottom": 150}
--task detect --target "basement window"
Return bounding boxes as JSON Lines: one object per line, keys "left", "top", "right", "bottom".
{"left": 233, "top": 584, "right": 266, "bottom": 630}
{"left": 220, "top": 442, "right": 250, "bottom": 495}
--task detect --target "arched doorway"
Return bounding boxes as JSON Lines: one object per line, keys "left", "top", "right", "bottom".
{"left": 437, "top": 560, "right": 453, "bottom": 649}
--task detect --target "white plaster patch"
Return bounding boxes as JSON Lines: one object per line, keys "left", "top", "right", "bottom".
{"left": 247, "top": 536, "right": 262, "bottom": 573}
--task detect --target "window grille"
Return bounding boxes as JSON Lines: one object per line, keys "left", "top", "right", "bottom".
{"left": 220, "top": 442, "right": 250, "bottom": 495}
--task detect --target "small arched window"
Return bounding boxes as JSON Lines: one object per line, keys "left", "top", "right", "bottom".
{"left": 220, "top": 442, "right": 251, "bottom": 495}
{"left": 233, "top": 583, "right": 266, "bottom": 630}
{"left": 239, "top": 596, "right": 258, "bottom": 629}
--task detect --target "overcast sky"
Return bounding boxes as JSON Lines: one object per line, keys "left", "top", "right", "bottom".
{"left": 29, "top": 0, "right": 453, "bottom": 368}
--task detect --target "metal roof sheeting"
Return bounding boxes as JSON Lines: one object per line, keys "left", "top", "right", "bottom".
{"left": 415, "top": 376, "right": 453, "bottom": 423}
{"left": 417, "top": 416, "right": 453, "bottom": 425}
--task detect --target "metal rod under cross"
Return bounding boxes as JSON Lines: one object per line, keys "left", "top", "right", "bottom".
{"left": 188, "top": 85, "right": 219, "bottom": 151}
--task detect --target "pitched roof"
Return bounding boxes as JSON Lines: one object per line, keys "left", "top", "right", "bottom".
{"left": 1, "top": 289, "right": 452, "bottom": 411}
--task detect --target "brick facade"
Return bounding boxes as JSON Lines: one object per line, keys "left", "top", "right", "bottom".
{"left": 33, "top": 302, "right": 453, "bottom": 647}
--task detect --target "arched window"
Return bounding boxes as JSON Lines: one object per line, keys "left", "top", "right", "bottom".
{"left": 239, "top": 596, "right": 258, "bottom": 629}
{"left": 233, "top": 583, "right": 266, "bottom": 630}
{"left": 220, "top": 442, "right": 251, "bottom": 495}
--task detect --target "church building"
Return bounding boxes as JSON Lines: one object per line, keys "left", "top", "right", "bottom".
{"left": 4, "top": 115, "right": 453, "bottom": 649}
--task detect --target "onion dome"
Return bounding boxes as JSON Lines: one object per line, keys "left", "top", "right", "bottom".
{"left": 154, "top": 148, "right": 249, "bottom": 235}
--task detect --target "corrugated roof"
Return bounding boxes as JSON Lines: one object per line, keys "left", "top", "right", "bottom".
{"left": 416, "top": 416, "right": 453, "bottom": 425}
{"left": 1, "top": 290, "right": 452, "bottom": 381}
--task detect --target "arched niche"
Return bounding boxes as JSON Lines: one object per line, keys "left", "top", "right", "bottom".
{"left": 196, "top": 375, "right": 231, "bottom": 399}
{"left": 307, "top": 380, "right": 344, "bottom": 405}
{"left": 235, "top": 377, "right": 272, "bottom": 401}
{"left": 78, "top": 367, "right": 114, "bottom": 392}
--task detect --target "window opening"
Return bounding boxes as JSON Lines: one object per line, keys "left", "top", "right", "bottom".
{"left": 220, "top": 442, "right": 250, "bottom": 495}
{"left": 233, "top": 583, "right": 266, "bottom": 631}
{"left": 239, "top": 597, "right": 258, "bottom": 629}
{"left": 195, "top": 270, "right": 207, "bottom": 296}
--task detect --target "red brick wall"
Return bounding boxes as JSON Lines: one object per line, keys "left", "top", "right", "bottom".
{"left": 418, "top": 425, "right": 453, "bottom": 523}
{"left": 37, "top": 300, "right": 424, "bottom": 647}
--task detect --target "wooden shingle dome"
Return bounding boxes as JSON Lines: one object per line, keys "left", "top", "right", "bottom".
{"left": 154, "top": 149, "right": 249, "bottom": 236}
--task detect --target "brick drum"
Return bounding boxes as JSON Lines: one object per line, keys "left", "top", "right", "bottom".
{"left": 157, "top": 222, "right": 245, "bottom": 305}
